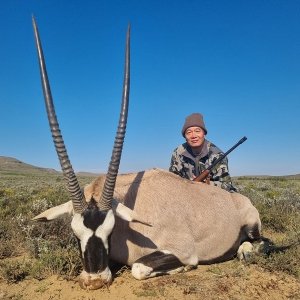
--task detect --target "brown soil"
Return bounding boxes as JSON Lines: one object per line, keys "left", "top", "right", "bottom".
{"left": 0, "top": 262, "right": 299, "bottom": 300}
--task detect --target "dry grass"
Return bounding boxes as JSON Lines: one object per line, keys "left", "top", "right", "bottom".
{"left": 0, "top": 172, "right": 299, "bottom": 285}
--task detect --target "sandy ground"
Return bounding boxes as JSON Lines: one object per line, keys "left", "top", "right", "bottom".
{"left": 1, "top": 262, "right": 299, "bottom": 300}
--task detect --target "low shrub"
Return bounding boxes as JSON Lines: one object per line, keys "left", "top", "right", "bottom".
{"left": 0, "top": 173, "right": 299, "bottom": 282}
{"left": 235, "top": 177, "right": 300, "bottom": 277}
{"left": 0, "top": 259, "right": 32, "bottom": 283}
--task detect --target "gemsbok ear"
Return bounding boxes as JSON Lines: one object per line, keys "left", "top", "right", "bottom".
{"left": 32, "top": 200, "right": 74, "bottom": 222}
{"left": 112, "top": 199, "right": 153, "bottom": 226}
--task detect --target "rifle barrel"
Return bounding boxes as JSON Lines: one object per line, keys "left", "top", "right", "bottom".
{"left": 207, "top": 136, "right": 247, "bottom": 171}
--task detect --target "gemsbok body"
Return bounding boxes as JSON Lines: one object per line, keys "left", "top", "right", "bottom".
{"left": 32, "top": 17, "right": 262, "bottom": 290}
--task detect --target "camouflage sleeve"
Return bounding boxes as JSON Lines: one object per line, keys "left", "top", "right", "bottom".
{"left": 169, "top": 149, "right": 184, "bottom": 177}
{"left": 209, "top": 154, "right": 237, "bottom": 192}
{"left": 169, "top": 151, "right": 181, "bottom": 175}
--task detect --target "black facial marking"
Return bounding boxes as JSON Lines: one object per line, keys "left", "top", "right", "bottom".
{"left": 82, "top": 199, "right": 107, "bottom": 231}
{"left": 78, "top": 198, "right": 111, "bottom": 273}
{"left": 84, "top": 235, "right": 109, "bottom": 273}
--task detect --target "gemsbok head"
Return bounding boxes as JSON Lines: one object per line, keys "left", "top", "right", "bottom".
{"left": 32, "top": 16, "right": 144, "bottom": 289}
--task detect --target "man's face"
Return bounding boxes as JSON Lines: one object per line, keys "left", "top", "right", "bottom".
{"left": 185, "top": 126, "right": 205, "bottom": 148}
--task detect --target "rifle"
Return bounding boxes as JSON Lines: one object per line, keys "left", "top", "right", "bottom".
{"left": 193, "top": 136, "right": 247, "bottom": 183}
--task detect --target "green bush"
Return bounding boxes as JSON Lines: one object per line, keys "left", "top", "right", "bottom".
{"left": 235, "top": 177, "right": 300, "bottom": 278}
{"left": 0, "top": 173, "right": 299, "bottom": 282}
{"left": 30, "top": 243, "right": 81, "bottom": 279}
{"left": 249, "top": 243, "right": 300, "bottom": 278}
{"left": 0, "top": 259, "right": 32, "bottom": 283}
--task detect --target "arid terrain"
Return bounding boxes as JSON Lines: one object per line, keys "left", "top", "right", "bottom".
{"left": 1, "top": 260, "right": 300, "bottom": 299}
{"left": 0, "top": 157, "right": 299, "bottom": 299}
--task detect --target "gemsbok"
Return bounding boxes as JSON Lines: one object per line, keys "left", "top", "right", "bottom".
{"left": 32, "top": 17, "right": 262, "bottom": 290}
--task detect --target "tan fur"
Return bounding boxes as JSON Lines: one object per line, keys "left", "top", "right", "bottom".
{"left": 84, "top": 168, "right": 261, "bottom": 266}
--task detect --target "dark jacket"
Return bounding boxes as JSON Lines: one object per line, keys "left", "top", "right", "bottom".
{"left": 169, "top": 139, "right": 236, "bottom": 192}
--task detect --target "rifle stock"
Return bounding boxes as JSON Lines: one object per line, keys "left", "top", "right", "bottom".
{"left": 192, "top": 136, "right": 247, "bottom": 183}
{"left": 193, "top": 170, "right": 210, "bottom": 182}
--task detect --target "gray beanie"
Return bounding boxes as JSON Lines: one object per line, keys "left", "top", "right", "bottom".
{"left": 181, "top": 113, "right": 207, "bottom": 137}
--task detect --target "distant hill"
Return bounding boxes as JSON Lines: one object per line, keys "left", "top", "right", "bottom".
{"left": 76, "top": 171, "right": 99, "bottom": 177}
{"left": 234, "top": 174, "right": 300, "bottom": 179}
{"left": 286, "top": 174, "right": 300, "bottom": 179}
{"left": 0, "top": 156, "right": 99, "bottom": 177}
{"left": 0, "top": 156, "right": 59, "bottom": 175}
{"left": 0, "top": 156, "right": 299, "bottom": 178}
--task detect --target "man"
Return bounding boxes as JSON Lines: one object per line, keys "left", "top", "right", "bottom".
{"left": 169, "top": 113, "right": 236, "bottom": 192}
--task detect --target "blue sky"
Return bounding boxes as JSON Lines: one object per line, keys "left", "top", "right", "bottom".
{"left": 0, "top": 1, "right": 299, "bottom": 176}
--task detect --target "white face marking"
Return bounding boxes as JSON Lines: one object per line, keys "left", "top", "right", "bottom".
{"left": 97, "top": 266, "right": 112, "bottom": 282}
{"left": 71, "top": 213, "right": 94, "bottom": 255}
{"left": 79, "top": 266, "right": 112, "bottom": 288}
{"left": 95, "top": 209, "right": 115, "bottom": 250}
{"left": 71, "top": 210, "right": 115, "bottom": 256}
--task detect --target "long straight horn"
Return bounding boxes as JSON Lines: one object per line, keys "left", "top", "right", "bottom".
{"left": 99, "top": 25, "right": 130, "bottom": 211}
{"left": 32, "top": 16, "right": 87, "bottom": 214}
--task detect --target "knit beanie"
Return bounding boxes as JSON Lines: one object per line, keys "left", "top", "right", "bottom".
{"left": 181, "top": 113, "right": 207, "bottom": 137}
